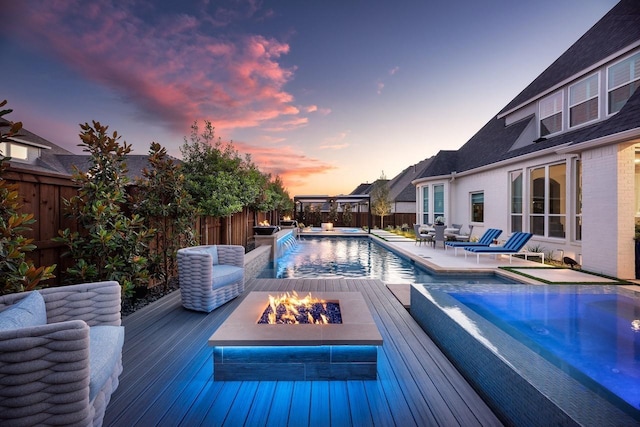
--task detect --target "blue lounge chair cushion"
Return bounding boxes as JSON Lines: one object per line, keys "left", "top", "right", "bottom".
{"left": 0, "top": 291, "right": 47, "bottom": 331}
{"left": 465, "top": 232, "right": 533, "bottom": 253}
{"left": 446, "top": 229, "right": 503, "bottom": 248}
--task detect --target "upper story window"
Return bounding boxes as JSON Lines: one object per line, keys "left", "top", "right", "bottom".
{"left": 0, "top": 142, "right": 28, "bottom": 161}
{"left": 569, "top": 73, "right": 599, "bottom": 127}
{"left": 539, "top": 91, "right": 563, "bottom": 137}
{"left": 608, "top": 51, "right": 640, "bottom": 115}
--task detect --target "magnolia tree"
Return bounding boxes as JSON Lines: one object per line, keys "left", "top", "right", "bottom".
{"left": 55, "top": 121, "right": 154, "bottom": 297}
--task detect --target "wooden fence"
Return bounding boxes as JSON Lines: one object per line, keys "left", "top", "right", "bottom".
{"left": 4, "top": 166, "right": 275, "bottom": 287}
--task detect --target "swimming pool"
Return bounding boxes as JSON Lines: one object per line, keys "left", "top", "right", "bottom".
{"left": 411, "top": 283, "right": 640, "bottom": 426}
{"left": 257, "top": 236, "right": 510, "bottom": 284}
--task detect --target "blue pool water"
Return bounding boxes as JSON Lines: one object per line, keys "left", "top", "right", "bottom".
{"left": 446, "top": 285, "right": 640, "bottom": 414}
{"left": 258, "top": 236, "right": 510, "bottom": 284}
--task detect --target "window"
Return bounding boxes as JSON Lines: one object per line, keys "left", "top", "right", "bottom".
{"left": 529, "top": 163, "right": 566, "bottom": 238}
{"left": 539, "top": 91, "right": 563, "bottom": 136}
{"left": 422, "top": 187, "right": 429, "bottom": 224}
{"left": 0, "top": 142, "right": 28, "bottom": 161}
{"left": 470, "top": 192, "right": 484, "bottom": 222}
{"left": 569, "top": 74, "right": 599, "bottom": 127}
{"left": 510, "top": 171, "right": 523, "bottom": 233}
{"left": 608, "top": 51, "right": 640, "bottom": 114}
{"left": 433, "top": 184, "right": 444, "bottom": 222}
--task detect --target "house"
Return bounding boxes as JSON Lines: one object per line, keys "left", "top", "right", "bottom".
{"left": 412, "top": 0, "right": 640, "bottom": 279}
{"left": 351, "top": 157, "right": 433, "bottom": 226}
{"left": 0, "top": 118, "right": 155, "bottom": 181}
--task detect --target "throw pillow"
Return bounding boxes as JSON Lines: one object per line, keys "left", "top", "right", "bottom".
{"left": 0, "top": 291, "right": 47, "bottom": 331}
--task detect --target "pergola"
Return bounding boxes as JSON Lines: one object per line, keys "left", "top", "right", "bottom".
{"left": 293, "top": 194, "right": 372, "bottom": 232}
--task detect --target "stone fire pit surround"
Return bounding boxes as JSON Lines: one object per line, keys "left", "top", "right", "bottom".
{"left": 209, "top": 291, "right": 383, "bottom": 381}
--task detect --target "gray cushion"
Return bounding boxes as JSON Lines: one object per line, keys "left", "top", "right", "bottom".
{"left": 196, "top": 246, "right": 219, "bottom": 265}
{"left": 89, "top": 325, "right": 125, "bottom": 401}
{"left": 0, "top": 291, "right": 47, "bottom": 331}
{"left": 212, "top": 265, "right": 243, "bottom": 289}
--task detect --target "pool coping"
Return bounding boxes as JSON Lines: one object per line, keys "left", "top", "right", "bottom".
{"left": 410, "top": 283, "right": 640, "bottom": 426}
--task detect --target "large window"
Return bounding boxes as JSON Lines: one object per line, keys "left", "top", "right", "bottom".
{"left": 529, "top": 163, "right": 566, "bottom": 238}
{"left": 433, "top": 184, "right": 444, "bottom": 222}
{"left": 510, "top": 171, "right": 523, "bottom": 233}
{"left": 422, "top": 187, "right": 429, "bottom": 224}
{"left": 608, "top": 51, "right": 640, "bottom": 114}
{"left": 539, "top": 91, "right": 563, "bottom": 137}
{"left": 471, "top": 192, "right": 484, "bottom": 223}
{"left": 569, "top": 74, "right": 599, "bottom": 127}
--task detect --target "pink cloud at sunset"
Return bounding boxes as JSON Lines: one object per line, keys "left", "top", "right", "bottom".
{"left": 7, "top": 1, "right": 301, "bottom": 132}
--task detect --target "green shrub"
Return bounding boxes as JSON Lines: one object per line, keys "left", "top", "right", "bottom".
{"left": 54, "top": 121, "right": 154, "bottom": 297}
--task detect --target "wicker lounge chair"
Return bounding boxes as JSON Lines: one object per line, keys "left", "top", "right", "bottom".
{"left": 445, "top": 228, "right": 502, "bottom": 255}
{"left": 464, "top": 232, "right": 541, "bottom": 264}
{"left": 177, "top": 245, "right": 245, "bottom": 312}
{"left": 0, "top": 281, "right": 124, "bottom": 426}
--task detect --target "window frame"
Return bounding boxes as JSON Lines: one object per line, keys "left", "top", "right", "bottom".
{"left": 421, "top": 186, "right": 429, "bottom": 224}
{"left": 569, "top": 73, "right": 599, "bottom": 128}
{"left": 470, "top": 191, "right": 484, "bottom": 223}
{"left": 509, "top": 170, "right": 523, "bottom": 233}
{"left": 607, "top": 50, "right": 640, "bottom": 115}
{"left": 539, "top": 90, "right": 564, "bottom": 137}
{"left": 528, "top": 162, "right": 567, "bottom": 239}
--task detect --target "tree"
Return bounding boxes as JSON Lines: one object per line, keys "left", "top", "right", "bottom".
{"left": 0, "top": 101, "right": 56, "bottom": 294}
{"left": 370, "top": 171, "right": 392, "bottom": 229}
{"left": 54, "top": 121, "right": 154, "bottom": 297}
{"left": 133, "top": 142, "right": 196, "bottom": 290}
{"left": 342, "top": 203, "right": 353, "bottom": 226}
{"left": 180, "top": 121, "right": 248, "bottom": 243}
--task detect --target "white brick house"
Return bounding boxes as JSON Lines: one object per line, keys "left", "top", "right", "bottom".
{"left": 413, "top": 0, "right": 640, "bottom": 279}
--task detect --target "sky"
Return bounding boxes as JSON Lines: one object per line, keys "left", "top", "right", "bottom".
{"left": 0, "top": 0, "right": 619, "bottom": 196}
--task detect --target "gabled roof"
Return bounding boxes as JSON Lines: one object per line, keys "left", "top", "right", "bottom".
{"left": 416, "top": 0, "right": 640, "bottom": 181}
{"left": 500, "top": 0, "right": 640, "bottom": 115}
{"left": 350, "top": 183, "right": 373, "bottom": 195}
{"left": 388, "top": 157, "right": 433, "bottom": 202}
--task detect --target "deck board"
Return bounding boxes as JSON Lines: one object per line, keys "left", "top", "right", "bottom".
{"left": 103, "top": 278, "right": 503, "bottom": 426}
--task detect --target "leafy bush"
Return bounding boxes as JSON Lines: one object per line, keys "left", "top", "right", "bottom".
{"left": 54, "top": 121, "right": 154, "bottom": 297}
{"left": 0, "top": 101, "right": 56, "bottom": 294}
{"left": 133, "top": 142, "right": 196, "bottom": 290}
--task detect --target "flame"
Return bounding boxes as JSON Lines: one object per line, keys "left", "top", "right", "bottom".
{"left": 283, "top": 216, "right": 291, "bottom": 221}
{"left": 259, "top": 220, "right": 270, "bottom": 226}
{"left": 266, "top": 291, "right": 330, "bottom": 324}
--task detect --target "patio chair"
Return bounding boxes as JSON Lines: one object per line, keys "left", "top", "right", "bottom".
{"left": 445, "top": 228, "right": 502, "bottom": 255}
{"left": 432, "top": 224, "right": 446, "bottom": 249}
{"left": 0, "top": 281, "right": 124, "bottom": 426}
{"left": 413, "top": 224, "right": 432, "bottom": 245}
{"left": 177, "top": 245, "right": 245, "bottom": 312}
{"left": 455, "top": 225, "right": 474, "bottom": 242}
{"left": 464, "top": 232, "right": 540, "bottom": 264}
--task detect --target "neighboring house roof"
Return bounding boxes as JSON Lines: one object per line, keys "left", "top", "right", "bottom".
{"left": 416, "top": 0, "right": 640, "bottom": 181}
{"left": 350, "top": 183, "right": 373, "bottom": 195}
{"left": 1, "top": 119, "right": 168, "bottom": 181}
{"left": 500, "top": 0, "right": 640, "bottom": 115}
{"left": 387, "top": 157, "right": 433, "bottom": 202}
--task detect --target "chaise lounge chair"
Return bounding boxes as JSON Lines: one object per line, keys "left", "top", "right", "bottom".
{"left": 464, "top": 232, "right": 542, "bottom": 264}
{"left": 445, "top": 228, "right": 503, "bottom": 255}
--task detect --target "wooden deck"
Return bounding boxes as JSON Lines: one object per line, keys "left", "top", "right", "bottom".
{"left": 103, "top": 278, "right": 503, "bottom": 426}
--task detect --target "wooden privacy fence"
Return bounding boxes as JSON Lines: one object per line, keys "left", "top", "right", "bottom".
{"left": 5, "top": 166, "right": 275, "bottom": 287}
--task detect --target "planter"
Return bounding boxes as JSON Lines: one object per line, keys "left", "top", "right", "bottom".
{"left": 279, "top": 220, "right": 298, "bottom": 227}
{"left": 253, "top": 226, "right": 279, "bottom": 235}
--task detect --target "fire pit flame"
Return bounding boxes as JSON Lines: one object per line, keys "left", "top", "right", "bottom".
{"left": 260, "top": 291, "right": 342, "bottom": 324}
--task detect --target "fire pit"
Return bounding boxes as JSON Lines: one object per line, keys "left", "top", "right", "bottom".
{"left": 258, "top": 291, "right": 342, "bottom": 324}
{"left": 209, "top": 291, "right": 383, "bottom": 381}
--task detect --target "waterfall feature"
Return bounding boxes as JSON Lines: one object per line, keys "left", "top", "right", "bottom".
{"left": 276, "top": 231, "right": 299, "bottom": 260}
